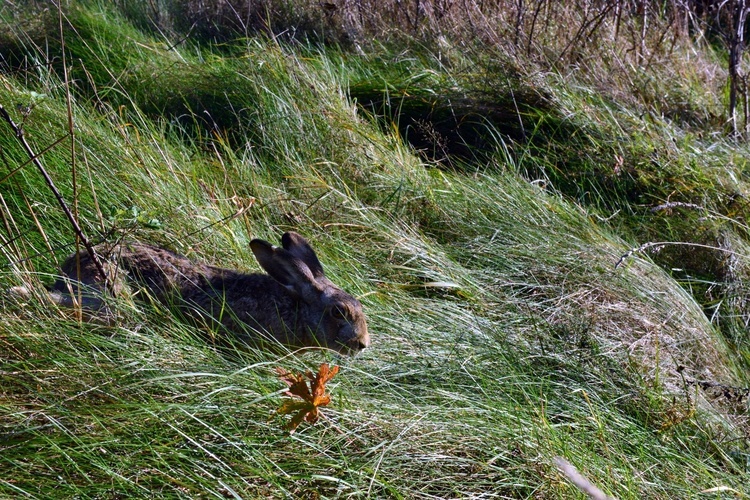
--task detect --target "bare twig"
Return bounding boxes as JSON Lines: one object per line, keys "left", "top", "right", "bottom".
{"left": 677, "top": 366, "right": 750, "bottom": 402}
{"left": 615, "top": 240, "right": 746, "bottom": 269}
{"left": 0, "top": 103, "right": 108, "bottom": 283}
{"left": 650, "top": 201, "right": 704, "bottom": 212}
{"left": 0, "top": 132, "right": 71, "bottom": 184}
{"left": 58, "top": 0, "right": 85, "bottom": 317}
{"left": 554, "top": 457, "right": 617, "bottom": 500}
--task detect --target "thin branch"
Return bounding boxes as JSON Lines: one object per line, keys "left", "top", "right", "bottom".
{"left": 554, "top": 457, "right": 617, "bottom": 500}
{"left": 58, "top": 0, "right": 85, "bottom": 318}
{"left": 0, "top": 132, "right": 71, "bottom": 184}
{"left": 615, "top": 240, "right": 746, "bottom": 269}
{"left": 0, "top": 103, "right": 108, "bottom": 283}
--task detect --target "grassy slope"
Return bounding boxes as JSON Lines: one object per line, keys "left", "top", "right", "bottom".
{"left": 1, "top": 3, "right": 750, "bottom": 499}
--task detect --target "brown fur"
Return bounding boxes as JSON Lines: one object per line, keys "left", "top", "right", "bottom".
{"left": 51, "top": 232, "right": 370, "bottom": 354}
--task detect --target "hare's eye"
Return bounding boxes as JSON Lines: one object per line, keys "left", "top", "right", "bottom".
{"left": 329, "top": 307, "right": 347, "bottom": 320}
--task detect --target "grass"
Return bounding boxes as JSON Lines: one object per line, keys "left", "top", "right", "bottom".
{"left": 2, "top": 1, "right": 750, "bottom": 498}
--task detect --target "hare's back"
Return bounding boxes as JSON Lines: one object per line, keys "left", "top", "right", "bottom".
{"left": 57, "top": 242, "right": 223, "bottom": 291}
{"left": 112, "top": 243, "right": 232, "bottom": 294}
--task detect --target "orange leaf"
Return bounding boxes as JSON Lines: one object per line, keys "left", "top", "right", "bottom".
{"left": 276, "top": 363, "right": 339, "bottom": 432}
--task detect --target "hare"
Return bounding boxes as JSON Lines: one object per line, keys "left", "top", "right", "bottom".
{"left": 50, "top": 232, "right": 370, "bottom": 354}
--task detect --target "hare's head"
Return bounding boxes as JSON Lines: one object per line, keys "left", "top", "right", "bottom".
{"left": 250, "top": 232, "right": 370, "bottom": 354}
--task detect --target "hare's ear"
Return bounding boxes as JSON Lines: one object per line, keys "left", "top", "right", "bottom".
{"left": 250, "top": 238, "right": 317, "bottom": 290}
{"left": 281, "top": 232, "right": 325, "bottom": 279}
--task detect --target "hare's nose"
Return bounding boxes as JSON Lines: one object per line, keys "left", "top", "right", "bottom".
{"left": 354, "top": 334, "right": 370, "bottom": 350}
{"left": 344, "top": 337, "right": 369, "bottom": 351}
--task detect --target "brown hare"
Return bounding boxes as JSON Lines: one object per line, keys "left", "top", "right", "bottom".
{"left": 50, "top": 232, "right": 370, "bottom": 354}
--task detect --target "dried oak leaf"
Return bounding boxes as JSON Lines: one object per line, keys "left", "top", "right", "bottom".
{"left": 275, "top": 363, "right": 339, "bottom": 432}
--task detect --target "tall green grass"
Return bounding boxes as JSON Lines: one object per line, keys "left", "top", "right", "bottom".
{"left": 1, "top": 2, "right": 750, "bottom": 498}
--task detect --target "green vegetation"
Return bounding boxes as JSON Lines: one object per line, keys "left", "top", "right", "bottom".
{"left": 2, "top": 1, "right": 750, "bottom": 497}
